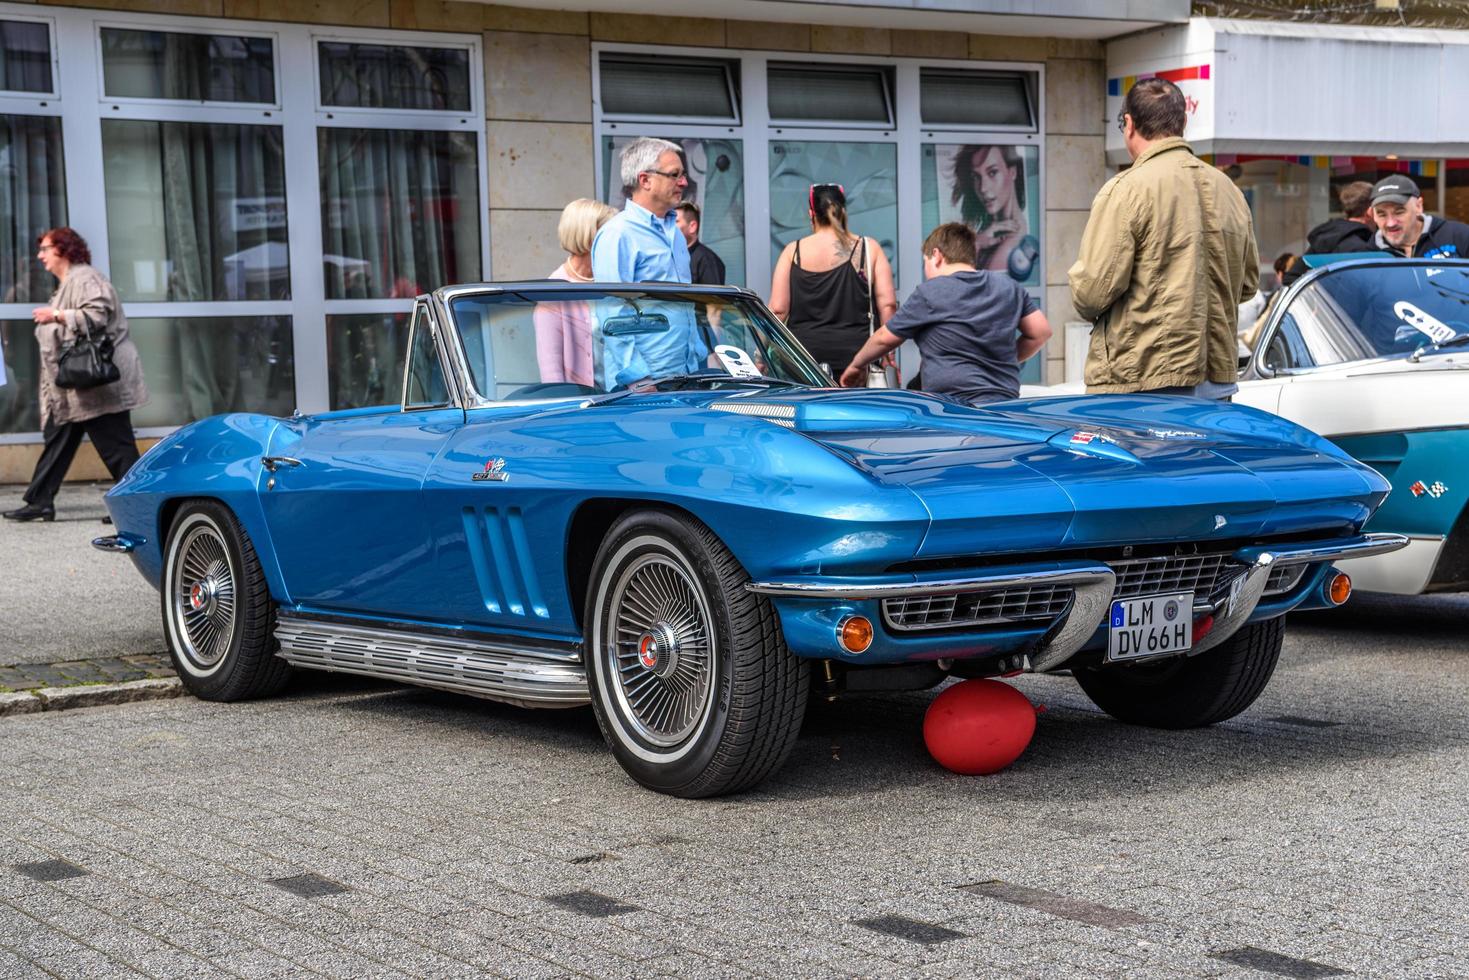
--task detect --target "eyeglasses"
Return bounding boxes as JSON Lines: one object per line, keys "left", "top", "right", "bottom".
{"left": 37, "top": 244, "right": 56, "bottom": 253}
{"left": 809, "top": 182, "right": 845, "bottom": 212}
{"left": 1116, "top": 110, "right": 1128, "bottom": 134}
{"left": 643, "top": 168, "right": 687, "bottom": 181}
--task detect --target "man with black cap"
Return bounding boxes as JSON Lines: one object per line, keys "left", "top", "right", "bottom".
{"left": 1370, "top": 175, "right": 1469, "bottom": 260}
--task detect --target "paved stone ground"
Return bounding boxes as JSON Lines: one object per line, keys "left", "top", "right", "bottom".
{"left": 1, "top": 593, "right": 1467, "bottom": 978}
{"left": 0, "top": 654, "right": 173, "bottom": 693}
{"left": 0, "top": 484, "right": 162, "bottom": 667}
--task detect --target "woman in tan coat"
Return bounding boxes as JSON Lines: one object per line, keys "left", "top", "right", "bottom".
{"left": 4, "top": 228, "right": 147, "bottom": 522}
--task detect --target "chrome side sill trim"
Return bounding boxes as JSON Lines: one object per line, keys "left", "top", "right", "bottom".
{"left": 274, "top": 615, "right": 589, "bottom": 708}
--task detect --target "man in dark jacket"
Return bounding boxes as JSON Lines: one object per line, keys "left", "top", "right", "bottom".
{"left": 1369, "top": 175, "right": 1469, "bottom": 260}
{"left": 674, "top": 202, "right": 726, "bottom": 285}
{"left": 1279, "top": 180, "right": 1376, "bottom": 285}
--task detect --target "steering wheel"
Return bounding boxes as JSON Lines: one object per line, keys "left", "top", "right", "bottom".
{"left": 504, "top": 382, "right": 599, "bottom": 400}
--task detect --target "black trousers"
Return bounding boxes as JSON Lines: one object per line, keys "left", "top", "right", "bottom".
{"left": 24, "top": 410, "right": 141, "bottom": 507}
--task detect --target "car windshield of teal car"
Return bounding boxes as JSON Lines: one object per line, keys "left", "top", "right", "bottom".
{"left": 1268, "top": 262, "right": 1469, "bottom": 372}
{"left": 447, "top": 288, "right": 831, "bottom": 403}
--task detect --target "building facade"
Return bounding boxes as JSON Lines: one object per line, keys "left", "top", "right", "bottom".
{"left": 1, "top": 0, "right": 1164, "bottom": 480}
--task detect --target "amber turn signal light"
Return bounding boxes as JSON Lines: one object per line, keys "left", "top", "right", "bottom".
{"left": 838, "top": 615, "right": 873, "bottom": 654}
{"left": 1329, "top": 572, "right": 1352, "bottom": 606}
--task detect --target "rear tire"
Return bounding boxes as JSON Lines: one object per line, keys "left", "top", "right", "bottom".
{"left": 585, "top": 509, "right": 807, "bottom": 797}
{"left": 1073, "top": 617, "right": 1284, "bottom": 728}
{"left": 161, "top": 500, "right": 291, "bottom": 702}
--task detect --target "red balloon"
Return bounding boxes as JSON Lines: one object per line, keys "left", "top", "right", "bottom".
{"left": 923, "top": 679, "right": 1037, "bottom": 775}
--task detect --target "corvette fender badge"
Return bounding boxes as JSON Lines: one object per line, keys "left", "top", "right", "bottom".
{"left": 472, "top": 458, "right": 508, "bottom": 483}
{"left": 1410, "top": 480, "right": 1447, "bottom": 498}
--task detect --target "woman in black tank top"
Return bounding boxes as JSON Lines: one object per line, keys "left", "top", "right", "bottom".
{"left": 769, "top": 184, "right": 898, "bottom": 379}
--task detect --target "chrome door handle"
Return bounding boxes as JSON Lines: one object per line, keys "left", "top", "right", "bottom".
{"left": 261, "top": 456, "right": 302, "bottom": 473}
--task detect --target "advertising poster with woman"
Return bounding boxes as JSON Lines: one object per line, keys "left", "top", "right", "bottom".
{"left": 921, "top": 144, "right": 1041, "bottom": 288}
{"left": 602, "top": 136, "right": 746, "bottom": 287}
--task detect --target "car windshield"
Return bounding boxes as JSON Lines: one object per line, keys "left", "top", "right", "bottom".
{"left": 1274, "top": 262, "right": 1469, "bottom": 367}
{"left": 446, "top": 287, "right": 830, "bottom": 402}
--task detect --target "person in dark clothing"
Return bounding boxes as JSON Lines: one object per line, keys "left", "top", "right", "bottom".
{"left": 839, "top": 223, "right": 1051, "bottom": 405}
{"left": 674, "top": 202, "right": 726, "bottom": 286}
{"left": 1280, "top": 180, "right": 1377, "bottom": 286}
{"left": 768, "top": 183, "right": 897, "bottom": 377}
{"left": 1369, "top": 175, "right": 1469, "bottom": 260}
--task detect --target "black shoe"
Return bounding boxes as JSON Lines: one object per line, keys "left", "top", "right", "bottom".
{"left": 3, "top": 504, "right": 55, "bottom": 522}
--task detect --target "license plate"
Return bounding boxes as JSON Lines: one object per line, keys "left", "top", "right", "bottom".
{"left": 1108, "top": 591, "right": 1193, "bottom": 662}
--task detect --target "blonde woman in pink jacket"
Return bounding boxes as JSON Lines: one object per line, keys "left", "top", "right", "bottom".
{"left": 535, "top": 199, "right": 618, "bottom": 387}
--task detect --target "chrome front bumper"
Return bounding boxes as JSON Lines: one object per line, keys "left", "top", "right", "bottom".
{"left": 747, "top": 533, "right": 1408, "bottom": 671}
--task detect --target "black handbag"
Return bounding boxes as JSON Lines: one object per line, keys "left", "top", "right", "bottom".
{"left": 54, "top": 322, "right": 121, "bottom": 390}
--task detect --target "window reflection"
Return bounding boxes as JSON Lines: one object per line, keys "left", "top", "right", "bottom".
{"left": 128, "top": 316, "right": 295, "bottom": 427}
{"left": 318, "top": 42, "right": 470, "bottom": 112}
{"left": 0, "top": 320, "right": 40, "bottom": 433}
{"left": 0, "top": 20, "right": 51, "bottom": 94}
{"left": 101, "top": 28, "right": 275, "bottom": 103}
{"left": 319, "top": 128, "right": 480, "bottom": 299}
{"left": 102, "top": 120, "right": 289, "bottom": 302}
{"left": 0, "top": 114, "right": 66, "bottom": 304}
{"left": 327, "top": 313, "right": 409, "bottom": 410}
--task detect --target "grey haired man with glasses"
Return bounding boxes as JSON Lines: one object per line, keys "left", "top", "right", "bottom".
{"left": 591, "top": 136, "right": 705, "bottom": 386}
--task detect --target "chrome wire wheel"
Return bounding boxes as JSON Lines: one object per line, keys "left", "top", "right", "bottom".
{"left": 605, "top": 551, "right": 715, "bottom": 749}
{"left": 169, "top": 521, "right": 238, "bottom": 673}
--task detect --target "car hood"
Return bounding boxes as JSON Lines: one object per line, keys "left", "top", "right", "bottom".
{"left": 704, "top": 388, "right": 1387, "bottom": 559}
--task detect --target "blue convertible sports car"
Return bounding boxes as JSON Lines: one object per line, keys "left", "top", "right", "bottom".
{"left": 97, "top": 282, "right": 1405, "bottom": 797}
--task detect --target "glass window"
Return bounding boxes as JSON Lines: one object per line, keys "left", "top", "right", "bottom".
{"left": 404, "top": 307, "right": 449, "bottom": 408}
{"left": 102, "top": 120, "right": 288, "bottom": 302}
{"left": 327, "top": 312, "right": 409, "bottom": 409}
{"left": 769, "top": 140, "right": 897, "bottom": 277}
{"left": 318, "top": 42, "right": 470, "bottom": 112}
{"left": 921, "top": 143, "right": 1041, "bottom": 287}
{"left": 0, "top": 20, "right": 51, "bottom": 94}
{"left": 0, "top": 114, "right": 66, "bottom": 304}
{"left": 920, "top": 69, "right": 1035, "bottom": 130}
{"left": 0, "top": 320, "right": 40, "bottom": 433}
{"left": 767, "top": 64, "right": 891, "bottom": 125}
{"left": 319, "top": 128, "right": 480, "bottom": 299}
{"left": 602, "top": 135, "right": 745, "bottom": 286}
{"left": 100, "top": 28, "right": 275, "bottom": 103}
{"left": 127, "top": 316, "right": 295, "bottom": 427}
{"left": 448, "top": 288, "right": 827, "bottom": 399}
{"left": 599, "top": 55, "right": 737, "bottom": 121}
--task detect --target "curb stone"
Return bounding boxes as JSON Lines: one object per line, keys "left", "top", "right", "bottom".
{"left": 0, "top": 679, "right": 184, "bottom": 716}
{"left": 0, "top": 691, "right": 43, "bottom": 716}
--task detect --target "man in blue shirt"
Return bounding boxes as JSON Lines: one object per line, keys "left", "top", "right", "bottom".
{"left": 591, "top": 137, "right": 704, "bottom": 387}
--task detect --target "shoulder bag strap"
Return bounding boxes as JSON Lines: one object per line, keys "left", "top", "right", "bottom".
{"left": 861, "top": 238, "right": 876, "bottom": 335}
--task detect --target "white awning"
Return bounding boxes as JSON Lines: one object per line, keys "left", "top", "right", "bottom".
{"left": 1106, "top": 18, "right": 1469, "bottom": 162}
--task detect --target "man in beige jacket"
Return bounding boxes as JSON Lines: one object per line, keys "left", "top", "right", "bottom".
{"left": 1069, "top": 78, "right": 1259, "bottom": 398}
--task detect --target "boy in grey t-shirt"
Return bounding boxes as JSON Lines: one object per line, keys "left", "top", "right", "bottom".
{"left": 839, "top": 223, "right": 1052, "bottom": 405}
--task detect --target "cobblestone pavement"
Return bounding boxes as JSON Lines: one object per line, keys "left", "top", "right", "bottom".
{"left": 2, "top": 594, "right": 1467, "bottom": 978}
{"left": 0, "top": 654, "right": 173, "bottom": 693}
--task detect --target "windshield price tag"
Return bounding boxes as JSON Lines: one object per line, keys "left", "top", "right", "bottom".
{"left": 714, "top": 345, "right": 762, "bottom": 379}
{"left": 1394, "top": 301, "right": 1458, "bottom": 344}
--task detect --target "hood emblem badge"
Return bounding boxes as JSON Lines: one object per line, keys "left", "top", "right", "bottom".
{"left": 472, "top": 458, "right": 509, "bottom": 483}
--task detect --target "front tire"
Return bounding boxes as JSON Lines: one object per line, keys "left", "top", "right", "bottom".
{"left": 1073, "top": 617, "right": 1284, "bottom": 728}
{"left": 161, "top": 500, "right": 291, "bottom": 702}
{"left": 585, "top": 509, "right": 807, "bottom": 797}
